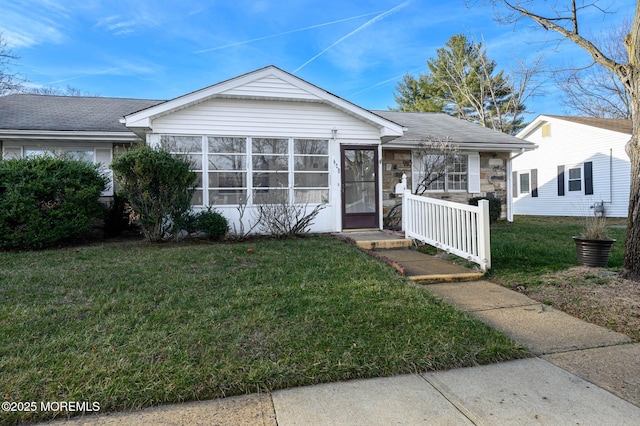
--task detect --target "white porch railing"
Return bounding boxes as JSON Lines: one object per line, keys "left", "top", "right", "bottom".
{"left": 402, "top": 190, "right": 491, "bottom": 271}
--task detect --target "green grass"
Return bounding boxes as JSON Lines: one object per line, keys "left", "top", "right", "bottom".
{"left": 0, "top": 236, "right": 528, "bottom": 424}
{"left": 487, "top": 216, "right": 627, "bottom": 287}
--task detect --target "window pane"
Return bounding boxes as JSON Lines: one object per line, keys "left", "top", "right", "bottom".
{"left": 344, "top": 182, "right": 376, "bottom": 213}
{"left": 520, "top": 173, "right": 530, "bottom": 193}
{"left": 344, "top": 150, "right": 375, "bottom": 181}
{"left": 569, "top": 180, "right": 582, "bottom": 191}
{"left": 252, "top": 155, "right": 288, "bottom": 171}
{"left": 252, "top": 138, "right": 287, "bottom": 154}
{"left": 25, "top": 149, "right": 52, "bottom": 158}
{"left": 569, "top": 168, "right": 581, "bottom": 179}
{"left": 209, "top": 172, "right": 246, "bottom": 188}
{"left": 194, "top": 172, "right": 203, "bottom": 187}
{"left": 294, "top": 139, "right": 328, "bottom": 155}
{"left": 161, "top": 135, "right": 201, "bottom": 152}
{"left": 186, "top": 154, "right": 203, "bottom": 169}
{"left": 294, "top": 189, "right": 329, "bottom": 204}
{"left": 253, "top": 188, "right": 290, "bottom": 204}
{"left": 209, "top": 155, "right": 246, "bottom": 170}
{"left": 209, "top": 189, "right": 246, "bottom": 205}
{"left": 294, "top": 156, "right": 329, "bottom": 171}
{"left": 253, "top": 172, "right": 288, "bottom": 188}
{"left": 449, "top": 173, "right": 467, "bottom": 191}
{"left": 64, "top": 150, "right": 94, "bottom": 163}
{"left": 208, "top": 137, "right": 246, "bottom": 153}
{"left": 425, "top": 173, "right": 445, "bottom": 191}
{"left": 568, "top": 167, "right": 581, "bottom": 191}
{"left": 294, "top": 173, "right": 328, "bottom": 187}
{"left": 191, "top": 190, "right": 203, "bottom": 206}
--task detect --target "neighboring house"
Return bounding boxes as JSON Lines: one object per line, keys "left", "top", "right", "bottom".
{"left": 512, "top": 115, "right": 631, "bottom": 218}
{"left": 0, "top": 66, "right": 535, "bottom": 232}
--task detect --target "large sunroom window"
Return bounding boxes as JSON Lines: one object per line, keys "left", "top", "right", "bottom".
{"left": 294, "top": 139, "right": 329, "bottom": 203}
{"left": 162, "top": 135, "right": 204, "bottom": 205}
{"left": 208, "top": 137, "right": 247, "bottom": 205}
{"left": 160, "top": 135, "right": 329, "bottom": 206}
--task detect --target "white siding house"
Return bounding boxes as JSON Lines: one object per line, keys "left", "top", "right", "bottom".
{"left": 122, "top": 66, "right": 405, "bottom": 232}
{"left": 0, "top": 66, "right": 536, "bottom": 233}
{"left": 513, "top": 115, "right": 631, "bottom": 217}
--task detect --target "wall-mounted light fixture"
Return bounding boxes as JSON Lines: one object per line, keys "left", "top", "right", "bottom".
{"left": 331, "top": 128, "right": 338, "bottom": 140}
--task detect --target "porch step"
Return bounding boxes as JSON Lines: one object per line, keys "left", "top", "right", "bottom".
{"left": 334, "top": 231, "right": 413, "bottom": 250}
{"left": 334, "top": 231, "right": 484, "bottom": 283}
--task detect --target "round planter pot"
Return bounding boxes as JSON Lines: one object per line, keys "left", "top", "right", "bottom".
{"left": 572, "top": 236, "right": 616, "bottom": 267}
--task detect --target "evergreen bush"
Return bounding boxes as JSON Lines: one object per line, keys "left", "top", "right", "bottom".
{"left": 111, "top": 145, "right": 196, "bottom": 242}
{"left": 468, "top": 197, "right": 502, "bottom": 223}
{"left": 0, "top": 156, "right": 107, "bottom": 249}
{"left": 196, "top": 207, "right": 228, "bottom": 240}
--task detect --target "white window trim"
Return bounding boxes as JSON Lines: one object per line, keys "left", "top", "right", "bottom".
{"left": 162, "top": 135, "right": 330, "bottom": 207}
{"left": 567, "top": 164, "right": 583, "bottom": 193}
{"left": 411, "top": 151, "right": 479, "bottom": 193}
{"left": 519, "top": 171, "right": 531, "bottom": 195}
{"left": 4, "top": 144, "right": 114, "bottom": 196}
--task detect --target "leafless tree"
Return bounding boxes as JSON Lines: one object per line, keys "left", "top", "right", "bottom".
{"left": 474, "top": 0, "right": 640, "bottom": 280}
{"left": 555, "top": 18, "right": 632, "bottom": 119}
{"left": 413, "top": 137, "right": 460, "bottom": 195}
{"left": 0, "top": 33, "right": 25, "bottom": 95}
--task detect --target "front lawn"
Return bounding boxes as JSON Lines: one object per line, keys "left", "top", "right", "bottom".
{"left": 0, "top": 237, "right": 528, "bottom": 424}
{"left": 487, "top": 215, "right": 627, "bottom": 286}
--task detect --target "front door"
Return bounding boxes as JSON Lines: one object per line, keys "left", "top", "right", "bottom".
{"left": 341, "top": 145, "right": 379, "bottom": 229}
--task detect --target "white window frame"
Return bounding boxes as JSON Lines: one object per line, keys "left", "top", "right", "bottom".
{"left": 412, "top": 152, "right": 478, "bottom": 193}
{"left": 6, "top": 145, "right": 114, "bottom": 196}
{"left": 160, "top": 135, "right": 330, "bottom": 207}
{"left": 519, "top": 171, "right": 531, "bottom": 194}
{"left": 567, "top": 165, "right": 582, "bottom": 192}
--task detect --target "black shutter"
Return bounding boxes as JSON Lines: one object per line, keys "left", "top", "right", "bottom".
{"left": 512, "top": 171, "right": 518, "bottom": 197}
{"left": 584, "top": 162, "right": 593, "bottom": 195}
{"left": 531, "top": 169, "right": 538, "bottom": 198}
{"left": 557, "top": 165, "right": 565, "bottom": 196}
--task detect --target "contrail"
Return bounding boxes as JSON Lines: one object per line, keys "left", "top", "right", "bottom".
{"left": 194, "top": 11, "right": 384, "bottom": 54}
{"left": 293, "top": 0, "right": 410, "bottom": 73}
{"left": 350, "top": 65, "right": 425, "bottom": 96}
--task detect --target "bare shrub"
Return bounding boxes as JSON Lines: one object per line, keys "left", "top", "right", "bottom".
{"left": 253, "top": 188, "right": 325, "bottom": 238}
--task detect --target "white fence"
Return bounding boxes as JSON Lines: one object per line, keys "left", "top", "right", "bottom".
{"left": 402, "top": 191, "right": 491, "bottom": 271}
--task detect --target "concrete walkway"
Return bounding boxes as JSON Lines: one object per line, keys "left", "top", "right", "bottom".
{"left": 49, "top": 250, "right": 640, "bottom": 425}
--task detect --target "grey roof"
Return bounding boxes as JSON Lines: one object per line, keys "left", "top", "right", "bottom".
{"left": 0, "top": 94, "right": 164, "bottom": 133}
{"left": 0, "top": 94, "right": 535, "bottom": 152}
{"left": 373, "top": 110, "right": 536, "bottom": 150}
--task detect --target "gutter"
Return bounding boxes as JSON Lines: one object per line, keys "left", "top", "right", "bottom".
{"left": 0, "top": 130, "right": 139, "bottom": 142}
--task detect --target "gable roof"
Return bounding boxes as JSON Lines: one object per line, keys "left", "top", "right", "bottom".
{"left": 123, "top": 66, "right": 405, "bottom": 142}
{"left": 374, "top": 110, "right": 536, "bottom": 152}
{"left": 545, "top": 115, "right": 632, "bottom": 135}
{"left": 517, "top": 114, "right": 632, "bottom": 139}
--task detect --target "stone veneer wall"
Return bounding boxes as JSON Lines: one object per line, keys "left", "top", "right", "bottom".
{"left": 381, "top": 149, "right": 509, "bottom": 219}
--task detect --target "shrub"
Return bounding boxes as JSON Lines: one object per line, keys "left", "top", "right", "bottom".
{"left": 468, "top": 197, "right": 502, "bottom": 223}
{"left": 196, "top": 207, "right": 228, "bottom": 240}
{"left": 0, "top": 156, "right": 107, "bottom": 249}
{"left": 253, "top": 188, "right": 325, "bottom": 238}
{"left": 111, "top": 145, "right": 196, "bottom": 242}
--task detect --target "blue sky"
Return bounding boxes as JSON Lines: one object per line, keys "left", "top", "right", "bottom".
{"left": 0, "top": 0, "right": 634, "bottom": 119}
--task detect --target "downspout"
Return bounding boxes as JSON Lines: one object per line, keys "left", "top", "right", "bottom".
{"left": 609, "top": 148, "right": 613, "bottom": 204}
{"left": 506, "top": 148, "right": 527, "bottom": 222}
